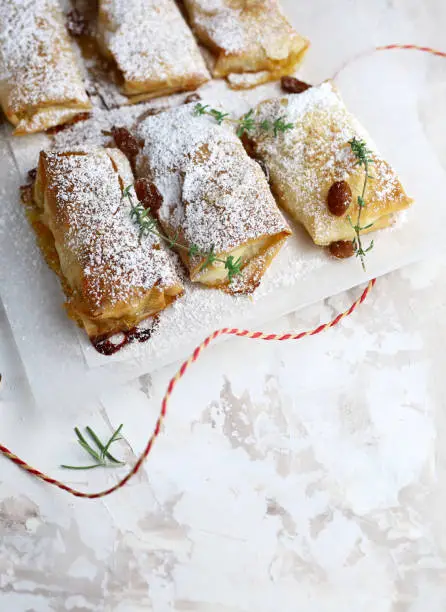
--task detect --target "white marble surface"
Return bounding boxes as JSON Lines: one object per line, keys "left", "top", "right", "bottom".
{"left": 1, "top": 257, "right": 446, "bottom": 611}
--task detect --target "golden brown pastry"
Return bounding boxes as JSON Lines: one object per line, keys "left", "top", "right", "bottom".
{"left": 134, "top": 103, "right": 291, "bottom": 294}
{"left": 182, "top": 0, "right": 309, "bottom": 89}
{"left": 0, "top": 0, "right": 91, "bottom": 135}
{"left": 243, "top": 82, "right": 413, "bottom": 247}
{"left": 97, "top": 0, "right": 210, "bottom": 102}
{"left": 29, "top": 147, "right": 183, "bottom": 340}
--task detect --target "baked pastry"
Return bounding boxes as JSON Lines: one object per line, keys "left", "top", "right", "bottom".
{"left": 97, "top": 0, "right": 210, "bottom": 102}
{"left": 0, "top": 0, "right": 91, "bottom": 135}
{"left": 182, "top": 0, "right": 309, "bottom": 89}
{"left": 29, "top": 147, "right": 183, "bottom": 340}
{"left": 243, "top": 82, "right": 413, "bottom": 247}
{"left": 134, "top": 103, "right": 291, "bottom": 293}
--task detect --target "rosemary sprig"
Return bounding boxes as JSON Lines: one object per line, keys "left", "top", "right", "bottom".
{"left": 126, "top": 188, "right": 243, "bottom": 282}
{"left": 348, "top": 138, "right": 375, "bottom": 271}
{"left": 61, "top": 424, "right": 125, "bottom": 470}
{"left": 193, "top": 103, "right": 294, "bottom": 138}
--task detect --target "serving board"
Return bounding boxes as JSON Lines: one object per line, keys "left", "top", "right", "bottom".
{"left": 0, "top": 0, "right": 445, "bottom": 409}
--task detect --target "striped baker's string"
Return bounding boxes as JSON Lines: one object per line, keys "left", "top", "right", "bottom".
{"left": 332, "top": 43, "right": 446, "bottom": 80}
{"left": 375, "top": 43, "right": 446, "bottom": 57}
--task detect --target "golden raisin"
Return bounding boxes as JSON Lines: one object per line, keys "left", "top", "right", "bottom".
{"left": 328, "top": 240, "right": 355, "bottom": 259}
{"left": 327, "top": 181, "right": 352, "bottom": 216}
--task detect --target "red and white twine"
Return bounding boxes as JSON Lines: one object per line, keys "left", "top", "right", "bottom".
{"left": 332, "top": 43, "right": 446, "bottom": 80}
{"left": 0, "top": 43, "right": 444, "bottom": 499}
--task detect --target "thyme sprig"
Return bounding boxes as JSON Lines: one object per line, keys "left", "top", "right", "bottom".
{"left": 125, "top": 188, "right": 243, "bottom": 282}
{"left": 348, "top": 138, "right": 375, "bottom": 271}
{"left": 193, "top": 103, "right": 294, "bottom": 138}
{"left": 61, "top": 425, "right": 125, "bottom": 470}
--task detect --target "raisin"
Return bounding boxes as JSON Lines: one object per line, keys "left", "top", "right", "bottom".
{"left": 327, "top": 181, "right": 352, "bottom": 216}
{"left": 134, "top": 178, "right": 163, "bottom": 216}
{"left": 281, "top": 76, "right": 312, "bottom": 94}
{"left": 328, "top": 241, "right": 355, "bottom": 259}
{"left": 112, "top": 127, "right": 141, "bottom": 163}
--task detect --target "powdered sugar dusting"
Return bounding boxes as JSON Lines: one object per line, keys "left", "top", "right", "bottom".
{"left": 0, "top": 0, "right": 89, "bottom": 121}
{"left": 51, "top": 92, "right": 195, "bottom": 151}
{"left": 135, "top": 103, "right": 289, "bottom": 259}
{"left": 42, "top": 148, "right": 180, "bottom": 310}
{"left": 190, "top": 0, "right": 246, "bottom": 54}
{"left": 184, "top": 0, "right": 306, "bottom": 65}
{"left": 98, "top": 0, "right": 209, "bottom": 92}
{"left": 250, "top": 82, "right": 411, "bottom": 245}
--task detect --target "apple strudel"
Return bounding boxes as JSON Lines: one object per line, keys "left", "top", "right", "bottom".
{"left": 133, "top": 103, "right": 291, "bottom": 293}
{"left": 29, "top": 147, "right": 183, "bottom": 340}
{"left": 243, "top": 82, "right": 413, "bottom": 249}
{"left": 182, "top": 0, "right": 309, "bottom": 89}
{"left": 97, "top": 0, "right": 210, "bottom": 102}
{"left": 0, "top": 0, "right": 91, "bottom": 135}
